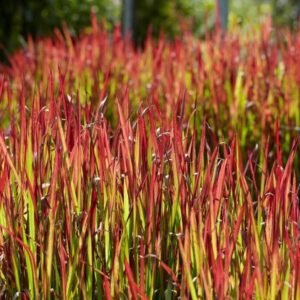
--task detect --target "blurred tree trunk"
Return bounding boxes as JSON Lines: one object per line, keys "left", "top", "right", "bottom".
{"left": 216, "top": 0, "right": 229, "bottom": 31}
{"left": 122, "top": 0, "right": 135, "bottom": 38}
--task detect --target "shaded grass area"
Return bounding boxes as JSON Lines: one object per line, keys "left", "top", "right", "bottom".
{"left": 0, "top": 19, "right": 299, "bottom": 298}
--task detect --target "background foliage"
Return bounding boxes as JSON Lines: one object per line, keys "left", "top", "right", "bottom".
{"left": 272, "top": 0, "right": 300, "bottom": 26}
{"left": 0, "top": 0, "right": 300, "bottom": 61}
{"left": 0, "top": 0, "right": 119, "bottom": 61}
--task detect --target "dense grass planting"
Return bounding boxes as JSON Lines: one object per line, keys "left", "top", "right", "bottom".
{"left": 0, "top": 18, "right": 299, "bottom": 298}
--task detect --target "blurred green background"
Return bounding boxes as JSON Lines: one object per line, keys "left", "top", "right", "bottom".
{"left": 0, "top": 0, "right": 299, "bottom": 61}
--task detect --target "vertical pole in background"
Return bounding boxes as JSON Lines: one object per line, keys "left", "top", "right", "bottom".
{"left": 216, "top": 0, "right": 229, "bottom": 31}
{"left": 122, "top": 0, "right": 134, "bottom": 38}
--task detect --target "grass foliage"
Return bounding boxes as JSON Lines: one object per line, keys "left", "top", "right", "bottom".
{"left": 0, "top": 18, "right": 299, "bottom": 298}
